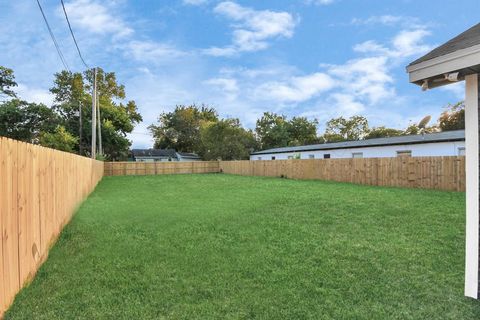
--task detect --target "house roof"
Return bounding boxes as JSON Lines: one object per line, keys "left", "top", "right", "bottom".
{"left": 251, "top": 130, "right": 465, "bottom": 155}
{"left": 406, "top": 23, "right": 480, "bottom": 87}
{"left": 409, "top": 23, "right": 480, "bottom": 66}
{"left": 131, "top": 149, "right": 177, "bottom": 158}
{"left": 177, "top": 152, "right": 200, "bottom": 159}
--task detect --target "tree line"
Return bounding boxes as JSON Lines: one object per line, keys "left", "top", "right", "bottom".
{"left": 1, "top": 65, "right": 464, "bottom": 161}
{"left": 0, "top": 66, "right": 141, "bottom": 160}
{"left": 149, "top": 102, "right": 464, "bottom": 161}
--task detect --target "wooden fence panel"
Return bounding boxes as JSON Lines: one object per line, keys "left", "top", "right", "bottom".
{"left": 219, "top": 157, "right": 466, "bottom": 192}
{"left": 0, "top": 137, "right": 104, "bottom": 317}
{"left": 103, "top": 161, "right": 220, "bottom": 176}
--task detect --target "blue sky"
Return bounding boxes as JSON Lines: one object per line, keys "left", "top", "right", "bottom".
{"left": 0, "top": 0, "right": 478, "bottom": 148}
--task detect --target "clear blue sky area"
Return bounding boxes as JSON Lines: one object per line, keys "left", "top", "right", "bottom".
{"left": 1, "top": 0, "right": 478, "bottom": 147}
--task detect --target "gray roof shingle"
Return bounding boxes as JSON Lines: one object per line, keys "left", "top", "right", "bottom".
{"left": 251, "top": 130, "right": 465, "bottom": 155}
{"left": 409, "top": 23, "right": 480, "bottom": 66}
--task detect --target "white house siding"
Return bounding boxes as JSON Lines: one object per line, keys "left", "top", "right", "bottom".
{"left": 250, "top": 141, "right": 465, "bottom": 161}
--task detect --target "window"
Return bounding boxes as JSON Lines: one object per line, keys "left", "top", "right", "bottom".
{"left": 309, "top": 154, "right": 315, "bottom": 159}
{"left": 323, "top": 154, "right": 331, "bottom": 159}
{"left": 287, "top": 155, "right": 294, "bottom": 160}
{"left": 257, "top": 157, "right": 262, "bottom": 160}
{"left": 352, "top": 152, "right": 363, "bottom": 158}
{"left": 458, "top": 147, "right": 466, "bottom": 156}
{"left": 271, "top": 156, "right": 276, "bottom": 160}
{"left": 396, "top": 150, "right": 412, "bottom": 157}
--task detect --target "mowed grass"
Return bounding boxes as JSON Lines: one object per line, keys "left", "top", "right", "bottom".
{"left": 5, "top": 174, "right": 480, "bottom": 319}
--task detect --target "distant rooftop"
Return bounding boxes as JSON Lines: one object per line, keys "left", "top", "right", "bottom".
{"left": 251, "top": 130, "right": 465, "bottom": 155}
{"left": 131, "top": 149, "right": 177, "bottom": 158}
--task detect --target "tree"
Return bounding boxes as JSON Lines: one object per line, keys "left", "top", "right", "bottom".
{"left": 39, "top": 125, "right": 78, "bottom": 152}
{"left": 438, "top": 101, "right": 464, "bottom": 131}
{"left": 323, "top": 116, "right": 369, "bottom": 142}
{"left": 149, "top": 105, "right": 218, "bottom": 153}
{"left": 287, "top": 116, "right": 319, "bottom": 146}
{"left": 255, "top": 112, "right": 290, "bottom": 149}
{"left": 0, "top": 99, "right": 59, "bottom": 143}
{"left": 255, "top": 113, "right": 319, "bottom": 149}
{"left": 199, "top": 118, "right": 258, "bottom": 160}
{"left": 0, "top": 66, "right": 17, "bottom": 98}
{"left": 50, "top": 68, "right": 142, "bottom": 160}
{"left": 365, "top": 126, "right": 403, "bottom": 139}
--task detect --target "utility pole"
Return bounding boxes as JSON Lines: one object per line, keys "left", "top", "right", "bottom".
{"left": 97, "top": 89, "right": 102, "bottom": 155}
{"left": 79, "top": 100, "right": 83, "bottom": 155}
{"left": 91, "top": 67, "right": 97, "bottom": 159}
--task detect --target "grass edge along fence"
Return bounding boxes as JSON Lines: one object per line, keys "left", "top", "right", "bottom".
{"left": 0, "top": 137, "right": 104, "bottom": 318}
{"left": 218, "top": 157, "right": 466, "bottom": 192}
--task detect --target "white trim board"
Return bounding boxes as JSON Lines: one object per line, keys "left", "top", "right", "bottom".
{"left": 464, "top": 74, "right": 479, "bottom": 299}
{"left": 407, "top": 44, "right": 480, "bottom": 83}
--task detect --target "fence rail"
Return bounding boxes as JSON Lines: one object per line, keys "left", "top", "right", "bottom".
{"left": 104, "top": 161, "right": 220, "bottom": 176}
{"left": 219, "top": 157, "right": 466, "bottom": 192}
{"left": 0, "top": 137, "right": 104, "bottom": 317}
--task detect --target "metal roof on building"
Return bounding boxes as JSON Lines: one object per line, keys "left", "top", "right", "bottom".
{"left": 131, "top": 149, "right": 177, "bottom": 158}
{"left": 409, "top": 23, "right": 480, "bottom": 66}
{"left": 251, "top": 130, "right": 465, "bottom": 155}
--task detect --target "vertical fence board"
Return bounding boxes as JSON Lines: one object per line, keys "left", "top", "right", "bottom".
{"left": 103, "top": 161, "right": 220, "bottom": 176}
{"left": 218, "top": 157, "right": 465, "bottom": 192}
{"left": 0, "top": 138, "right": 104, "bottom": 317}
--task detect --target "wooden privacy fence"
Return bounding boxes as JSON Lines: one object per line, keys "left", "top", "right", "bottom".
{"left": 104, "top": 161, "right": 220, "bottom": 176}
{"left": 0, "top": 138, "right": 104, "bottom": 317}
{"left": 219, "top": 157, "right": 466, "bottom": 192}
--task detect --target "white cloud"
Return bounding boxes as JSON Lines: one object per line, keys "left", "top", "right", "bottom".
{"left": 62, "top": 0, "right": 133, "bottom": 38}
{"left": 205, "top": 78, "right": 239, "bottom": 93}
{"left": 206, "top": 1, "right": 297, "bottom": 56}
{"left": 352, "top": 15, "right": 406, "bottom": 26}
{"left": 390, "top": 29, "right": 432, "bottom": 57}
{"left": 350, "top": 15, "right": 425, "bottom": 30}
{"left": 255, "top": 73, "right": 335, "bottom": 102}
{"left": 305, "top": 0, "right": 336, "bottom": 5}
{"left": 16, "top": 84, "right": 54, "bottom": 106}
{"left": 330, "top": 93, "right": 365, "bottom": 115}
{"left": 182, "top": 0, "right": 209, "bottom": 5}
{"left": 326, "top": 56, "right": 394, "bottom": 104}
{"left": 353, "top": 28, "right": 432, "bottom": 58}
{"left": 124, "top": 40, "right": 186, "bottom": 62}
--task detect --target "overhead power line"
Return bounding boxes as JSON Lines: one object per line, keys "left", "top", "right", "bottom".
{"left": 60, "top": 0, "right": 89, "bottom": 69}
{"left": 36, "top": 0, "right": 70, "bottom": 72}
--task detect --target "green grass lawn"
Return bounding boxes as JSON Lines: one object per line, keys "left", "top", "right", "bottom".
{"left": 5, "top": 174, "right": 480, "bottom": 319}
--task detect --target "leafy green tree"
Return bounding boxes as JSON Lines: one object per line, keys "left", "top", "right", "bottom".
{"left": 50, "top": 68, "right": 142, "bottom": 160}
{"left": 287, "top": 117, "right": 319, "bottom": 146}
{"left": 438, "top": 101, "right": 464, "bottom": 131}
{"left": 255, "top": 112, "right": 290, "bottom": 149}
{"left": 323, "top": 116, "right": 369, "bottom": 142}
{"left": 199, "top": 118, "right": 258, "bottom": 160}
{"left": 149, "top": 105, "right": 218, "bottom": 153}
{"left": 0, "top": 99, "right": 59, "bottom": 143}
{"left": 255, "top": 113, "right": 319, "bottom": 149}
{"left": 0, "top": 66, "right": 17, "bottom": 98}
{"left": 365, "top": 126, "right": 403, "bottom": 139}
{"left": 39, "top": 125, "right": 78, "bottom": 152}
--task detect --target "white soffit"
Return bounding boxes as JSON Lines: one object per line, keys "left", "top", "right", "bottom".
{"left": 407, "top": 43, "right": 480, "bottom": 83}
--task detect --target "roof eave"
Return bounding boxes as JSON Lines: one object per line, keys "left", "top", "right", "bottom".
{"left": 407, "top": 43, "right": 480, "bottom": 86}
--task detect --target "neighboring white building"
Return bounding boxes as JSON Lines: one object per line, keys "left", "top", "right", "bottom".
{"left": 132, "top": 149, "right": 201, "bottom": 162}
{"left": 250, "top": 130, "right": 465, "bottom": 161}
